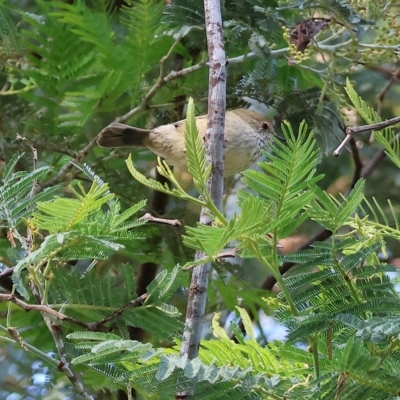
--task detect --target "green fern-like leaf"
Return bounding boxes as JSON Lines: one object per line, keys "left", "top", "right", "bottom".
{"left": 337, "top": 315, "right": 400, "bottom": 343}
{"left": 184, "top": 97, "right": 211, "bottom": 194}
{"left": 12, "top": 231, "right": 126, "bottom": 297}
{"left": 0, "top": 153, "right": 62, "bottom": 228}
{"left": 183, "top": 195, "right": 272, "bottom": 259}
{"left": 146, "top": 265, "right": 183, "bottom": 304}
{"left": 163, "top": 0, "right": 204, "bottom": 28}
{"left": 71, "top": 339, "right": 154, "bottom": 365}
{"left": 275, "top": 238, "right": 399, "bottom": 342}
{"left": 0, "top": 3, "right": 22, "bottom": 54}
{"left": 126, "top": 154, "right": 205, "bottom": 208}
{"left": 50, "top": 265, "right": 182, "bottom": 338}
{"left": 346, "top": 197, "right": 400, "bottom": 245}
{"left": 31, "top": 180, "right": 113, "bottom": 232}
{"left": 68, "top": 332, "right": 122, "bottom": 341}
{"left": 120, "top": 0, "right": 166, "bottom": 94}
{"left": 307, "top": 179, "right": 365, "bottom": 232}
{"left": 184, "top": 120, "right": 324, "bottom": 266}
{"left": 242, "top": 120, "right": 322, "bottom": 239}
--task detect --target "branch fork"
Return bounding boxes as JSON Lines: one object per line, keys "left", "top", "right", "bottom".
{"left": 333, "top": 115, "right": 400, "bottom": 156}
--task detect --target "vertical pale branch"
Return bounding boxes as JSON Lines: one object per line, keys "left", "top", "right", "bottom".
{"left": 202, "top": 2, "right": 226, "bottom": 208}
{"left": 177, "top": 0, "right": 226, "bottom": 398}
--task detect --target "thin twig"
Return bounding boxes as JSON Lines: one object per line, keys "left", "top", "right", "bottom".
{"left": 0, "top": 293, "right": 107, "bottom": 331}
{"left": 103, "top": 34, "right": 389, "bottom": 130}
{"left": 377, "top": 74, "right": 397, "bottom": 116}
{"left": 360, "top": 135, "right": 399, "bottom": 179}
{"left": 347, "top": 115, "right": 400, "bottom": 135}
{"left": 40, "top": 136, "right": 98, "bottom": 189}
{"left": 373, "top": 68, "right": 399, "bottom": 142}
{"left": 114, "top": 48, "right": 287, "bottom": 124}
{"left": 7, "top": 141, "right": 76, "bottom": 158}
{"left": 0, "top": 267, "right": 13, "bottom": 280}
{"left": 333, "top": 135, "right": 353, "bottom": 157}
{"left": 43, "top": 316, "right": 94, "bottom": 400}
{"left": 333, "top": 115, "right": 400, "bottom": 156}
{"left": 116, "top": 36, "right": 190, "bottom": 123}
{"left": 147, "top": 94, "right": 236, "bottom": 110}
{"left": 15, "top": 134, "right": 37, "bottom": 174}
{"left": 0, "top": 324, "right": 60, "bottom": 368}
{"left": 348, "top": 138, "right": 363, "bottom": 190}
{"left": 0, "top": 291, "right": 151, "bottom": 333}
{"left": 182, "top": 248, "right": 239, "bottom": 271}
{"left": 91, "top": 293, "right": 148, "bottom": 330}
{"left": 139, "top": 213, "right": 181, "bottom": 227}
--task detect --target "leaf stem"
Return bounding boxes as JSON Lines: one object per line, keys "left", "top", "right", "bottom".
{"left": 0, "top": 323, "right": 59, "bottom": 368}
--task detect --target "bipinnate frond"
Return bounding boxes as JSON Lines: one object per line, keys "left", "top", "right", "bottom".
{"left": 146, "top": 265, "right": 183, "bottom": 304}
{"left": 0, "top": 3, "right": 22, "bottom": 54}
{"left": 68, "top": 310, "right": 295, "bottom": 399}
{"left": 58, "top": 265, "right": 182, "bottom": 337}
{"left": 163, "top": 0, "right": 204, "bottom": 28}
{"left": 12, "top": 177, "right": 146, "bottom": 297}
{"left": 275, "top": 238, "right": 399, "bottom": 343}
{"left": 32, "top": 180, "right": 113, "bottom": 232}
{"left": 17, "top": 0, "right": 168, "bottom": 129}
{"left": 184, "top": 97, "right": 211, "bottom": 193}
{"left": 120, "top": 0, "right": 165, "bottom": 85}
{"left": 346, "top": 197, "right": 400, "bottom": 249}
{"left": 242, "top": 120, "right": 322, "bottom": 238}
{"left": 283, "top": 337, "right": 400, "bottom": 400}
{"left": 0, "top": 153, "right": 62, "bottom": 229}
{"left": 307, "top": 179, "right": 365, "bottom": 232}
{"left": 336, "top": 314, "right": 400, "bottom": 345}
{"left": 99, "top": 308, "right": 307, "bottom": 398}
{"left": 50, "top": 264, "right": 137, "bottom": 318}
{"left": 183, "top": 196, "right": 272, "bottom": 258}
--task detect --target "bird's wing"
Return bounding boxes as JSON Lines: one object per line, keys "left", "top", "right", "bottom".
{"left": 173, "top": 114, "right": 208, "bottom": 135}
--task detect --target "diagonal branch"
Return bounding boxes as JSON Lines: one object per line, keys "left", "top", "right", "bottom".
{"left": 139, "top": 213, "right": 181, "bottom": 227}
{"left": 347, "top": 115, "right": 400, "bottom": 134}
{"left": 0, "top": 292, "right": 149, "bottom": 333}
{"left": 114, "top": 47, "right": 284, "bottom": 124}
{"left": 90, "top": 293, "right": 148, "bottom": 331}
{"left": 333, "top": 115, "right": 400, "bottom": 156}
{"left": 116, "top": 36, "right": 191, "bottom": 123}
{"left": 0, "top": 294, "right": 108, "bottom": 332}
{"left": 39, "top": 136, "right": 99, "bottom": 190}
{"left": 43, "top": 315, "right": 94, "bottom": 400}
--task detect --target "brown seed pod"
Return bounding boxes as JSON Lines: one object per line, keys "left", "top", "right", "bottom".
{"left": 290, "top": 18, "right": 332, "bottom": 52}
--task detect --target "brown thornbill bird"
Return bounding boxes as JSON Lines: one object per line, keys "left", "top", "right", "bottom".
{"left": 97, "top": 109, "right": 274, "bottom": 177}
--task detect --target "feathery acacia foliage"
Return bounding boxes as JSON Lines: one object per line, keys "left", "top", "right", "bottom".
{"left": 2, "top": 96, "right": 400, "bottom": 399}
{"left": 1, "top": 0, "right": 400, "bottom": 399}
{"left": 5, "top": 101, "right": 391, "bottom": 399}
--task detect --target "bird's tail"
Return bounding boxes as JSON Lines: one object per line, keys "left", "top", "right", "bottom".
{"left": 97, "top": 122, "right": 151, "bottom": 148}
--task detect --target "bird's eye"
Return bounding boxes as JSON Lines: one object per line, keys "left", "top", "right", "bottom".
{"left": 262, "top": 122, "right": 269, "bottom": 130}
